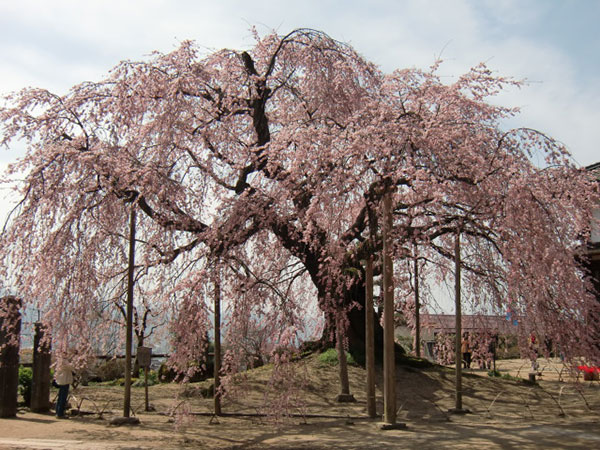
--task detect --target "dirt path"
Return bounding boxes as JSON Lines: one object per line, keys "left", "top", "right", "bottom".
{"left": 1, "top": 412, "right": 599, "bottom": 449}
{"left": 1, "top": 357, "right": 599, "bottom": 449}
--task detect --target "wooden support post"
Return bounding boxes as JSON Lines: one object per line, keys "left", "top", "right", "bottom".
{"left": 493, "top": 338, "right": 497, "bottom": 373}
{"left": 449, "top": 228, "right": 469, "bottom": 415}
{"left": 0, "top": 296, "right": 21, "bottom": 418}
{"left": 136, "top": 346, "right": 151, "bottom": 412}
{"left": 381, "top": 193, "right": 405, "bottom": 428}
{"left": 414, "top": 245, "right": 420, "bottom": 358}
{"left": 31, "top": 322, "right": 51, "bottom": 412}
{"left": 337, "top": 316, "right": 350, "bottom": 395}
{"left": 123, "top": 206, "right": 136, "bottom": 418}
{"left": 144, "top": 366, "right": 149, "bottom": 412}
{"left": 335, "top": 313, "right": 355, "bottom": 402}
{"left": 454, "top": 230, "right": 462, "bottom": 411}
{"left": 365, "top": 255, "right": 377, "bottom": 417}
{"left": 214, "top": 273, "right": 222, "bottom": 416}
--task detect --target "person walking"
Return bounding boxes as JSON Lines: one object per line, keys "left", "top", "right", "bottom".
{"left": 53, "top": 357, "right": 74, "bottom": 419}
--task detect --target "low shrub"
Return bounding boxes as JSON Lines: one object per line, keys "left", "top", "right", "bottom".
{"left": 158, "top": 362, "right": 177, "bottom": 382}
{"left": 132, "top": 369, "right": 159, "bottom": 386}
{"left": 18, "top": 366, "right": 32, "bottom": 406}
{"left": 95, "top": 359, "right": 126, "bottom": 382}
{"left": 318, "top": 348, "right": 356, "bottom": 366}
{"left": 158, "top": 361, "right": 210, "bottom": 383}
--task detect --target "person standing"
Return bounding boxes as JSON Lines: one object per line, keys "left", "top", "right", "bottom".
{"left": 461, "top": 334, "right": 471, "bottom": 369}
{"left": 529, "top": 333, "right": 539, "bottom": 372}
{"left": 53, "top": 358, "right": 74, "bottom": 419}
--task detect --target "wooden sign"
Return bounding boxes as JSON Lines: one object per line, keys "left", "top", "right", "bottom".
{"left": 137, "top": 346, "right": 152, "bottom": 368}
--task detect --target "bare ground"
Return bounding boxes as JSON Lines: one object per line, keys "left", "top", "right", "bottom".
{"left": 1, "top": 356, "right": 599, "bottom": 449}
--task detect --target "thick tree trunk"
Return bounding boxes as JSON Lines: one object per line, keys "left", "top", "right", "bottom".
{"left": 317, "top": 273, "right": 404, "bottom": 364}
{"left": 272, "top": 215, "right": 402, "bottom": 362}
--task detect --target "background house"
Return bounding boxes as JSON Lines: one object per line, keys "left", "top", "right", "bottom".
{"left": 586, "top": 162, "right": 600, "bottom": 298}
{"left": 418, "top": 313, "right": 518, "bottom": 362}
{"left": 396, "top": 313, "right": 519, "bottom": 362}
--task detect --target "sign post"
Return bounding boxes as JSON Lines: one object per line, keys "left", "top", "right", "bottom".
{"left": 137, "top": 346, "right": 152, "bottom": 412}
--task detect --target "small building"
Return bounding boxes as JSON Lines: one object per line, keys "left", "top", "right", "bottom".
{"left": 586, "top": 162, "right": 600, "bottom": 297}
{"left": 416, "top": 313, "right": 518, "bottom": 362}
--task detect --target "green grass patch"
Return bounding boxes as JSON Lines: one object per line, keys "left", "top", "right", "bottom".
{"left": 318, "top": 348, "right": 356, "bottom": 366}
{"left": 487, "top": 369, "right": 521, "bottom": 382}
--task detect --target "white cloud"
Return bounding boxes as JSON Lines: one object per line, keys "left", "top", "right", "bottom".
{"left": 0, "top": 0, "right": 598, "bottom": 165}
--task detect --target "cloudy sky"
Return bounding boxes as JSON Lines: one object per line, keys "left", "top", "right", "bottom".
{"left": 0, "top": 0, "right": 599, "bottom": 214}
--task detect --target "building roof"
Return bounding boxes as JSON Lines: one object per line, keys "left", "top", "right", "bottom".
{"left": 587, "top": 162, "right": 600, "bottom": 180}
{"left": 420, "top": 313, "right": 517, "bottom": 335}
{"left": 586, "top": 162, "right": 600, "bottom": 171}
